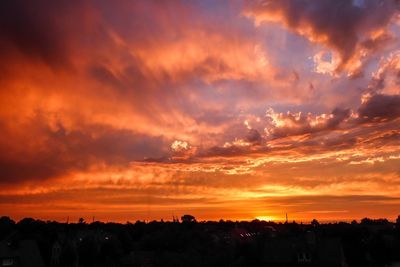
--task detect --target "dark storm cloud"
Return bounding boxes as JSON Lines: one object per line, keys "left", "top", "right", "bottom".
{"left": 200, "top": 145, "right": 247, "bottom": 158}
{"left": 246, "top": 128, "right": 263, "bottom": 144}
{"left": 246, "top": 0, "right": 400, "bottom": 70}
{"left": 358, "top": 94, "right": 400, "bottom": 122}
{"left": 0, "top": 113, "right": 168, "bottom": 184}
{"left": 0, "top": 0, "right": 92, "bottom": 67}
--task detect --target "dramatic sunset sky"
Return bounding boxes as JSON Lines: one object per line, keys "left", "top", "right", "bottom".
{"left": 1, "top": 0, "right": 400, "bottom": 223}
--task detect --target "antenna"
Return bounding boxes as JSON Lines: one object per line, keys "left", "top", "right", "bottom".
{"left": 285, "top": 213, "right": 288, "bottom": 223}
{"left": 66, "top": 216, "right": 69, "bottom": 224}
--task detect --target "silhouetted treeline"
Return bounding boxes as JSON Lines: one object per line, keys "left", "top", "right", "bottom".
{"left": 1, "top": 215, "right": 400, "bottom": 267}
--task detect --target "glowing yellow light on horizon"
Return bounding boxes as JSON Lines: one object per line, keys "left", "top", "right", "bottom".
{"left": 255, "top": 216, "right": 276, "bottom": 222}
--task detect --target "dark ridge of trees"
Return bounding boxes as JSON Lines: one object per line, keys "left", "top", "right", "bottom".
{"left": 1, "top": 215, "right": 400, "bottom": 267}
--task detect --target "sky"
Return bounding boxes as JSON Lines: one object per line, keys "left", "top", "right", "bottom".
{"left": 0, "top": 0, "right": 400, "bottom": 223}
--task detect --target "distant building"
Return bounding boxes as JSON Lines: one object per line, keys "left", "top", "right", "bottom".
{"left": 263, "top": 231, "right": 347, "bottom": 267}
{"left": 0, "top": 240, "right": 45, "bottom": 267}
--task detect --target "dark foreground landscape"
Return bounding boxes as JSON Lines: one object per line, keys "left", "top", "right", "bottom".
{"left": 1, "top": 215, "right": 400, "bottom": 267}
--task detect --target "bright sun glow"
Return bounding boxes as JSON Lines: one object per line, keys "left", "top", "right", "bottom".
{"left": 255, "top": 216, "right": 276, "bottom": 222}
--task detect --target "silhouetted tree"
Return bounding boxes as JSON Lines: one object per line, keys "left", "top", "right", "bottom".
{"left": 0, "top": 216, "right": 15, "bottom": 239}
{"left": 361, "top": 218, "right": 389, "bottom": 225}
{"left": 3, "top": 216, "right": 400, "bottom": 267}
{"left": 311, "top": 219, "right": 319, "bottom": 227}
{"left": 181, "top": 214, "right": 196, "bottom": 223}
{"left": 361, "top": 217, "right": 373, "bottom": 225}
